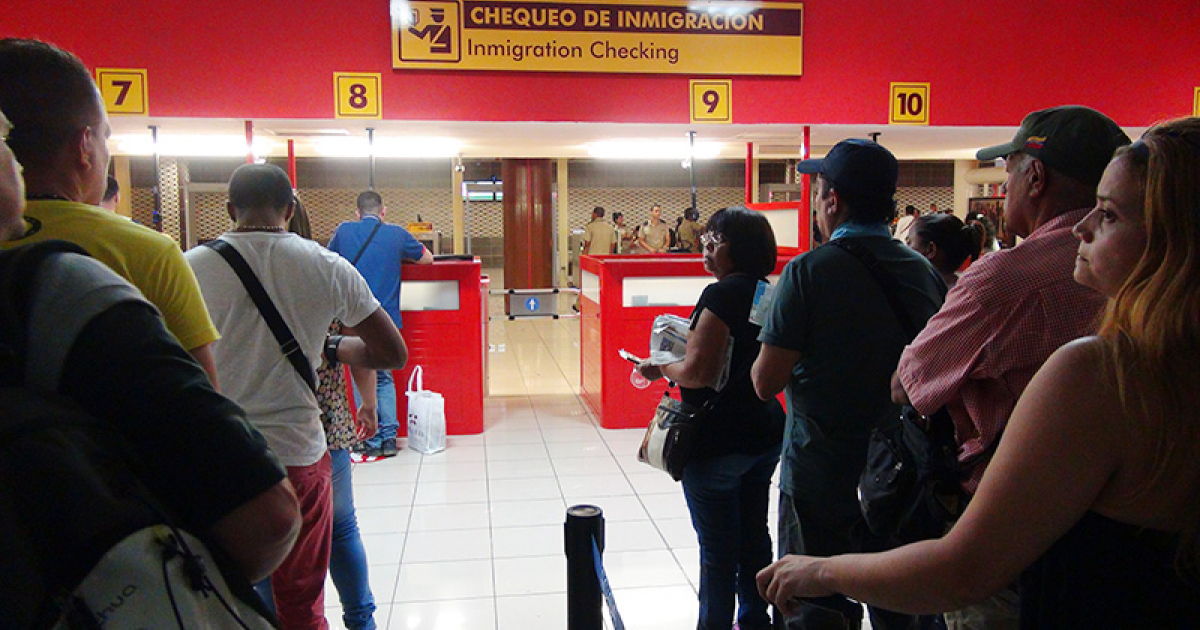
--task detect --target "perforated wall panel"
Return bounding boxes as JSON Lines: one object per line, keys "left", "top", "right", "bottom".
{"left": 896, "top": 187, "right": 955, "bottom": 213}
{"left": 568, "top": 187, "right": 744, "bottom": 231}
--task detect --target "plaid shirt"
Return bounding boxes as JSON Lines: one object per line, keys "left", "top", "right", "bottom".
{"left": 897, "top": 208, "right": 1106, "bottom": 493}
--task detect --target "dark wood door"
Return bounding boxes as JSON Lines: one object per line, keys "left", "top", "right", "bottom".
{"left": 502, "top": 159, "right": 555, "bottom": 290}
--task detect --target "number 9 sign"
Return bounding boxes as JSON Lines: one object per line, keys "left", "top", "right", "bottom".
{"left": 690, "top": 80, "right": 732, "bottom": 124}
{"left": 334, "top": 73, "right": 382, "bottom": 119}
{"left": 890, "top": 82, "right": 930, "bottom": 125}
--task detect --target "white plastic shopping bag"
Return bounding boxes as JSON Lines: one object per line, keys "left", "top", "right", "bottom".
{"left": 405, "top": 366, "right": 446, "bottom": 454}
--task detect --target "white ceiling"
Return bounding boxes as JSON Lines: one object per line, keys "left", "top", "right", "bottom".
{"left": 106, "top": 116, "right": 1145, "bottom": 162}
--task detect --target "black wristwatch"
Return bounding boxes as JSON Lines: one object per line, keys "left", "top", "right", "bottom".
{"left": 324, "top": 335, "right": 344, "bottom": 366}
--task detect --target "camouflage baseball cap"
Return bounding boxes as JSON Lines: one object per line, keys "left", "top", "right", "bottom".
{"left": 976, "top": 105, "right": 1131, "bottom": 187}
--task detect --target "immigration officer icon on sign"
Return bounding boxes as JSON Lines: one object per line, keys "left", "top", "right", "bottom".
{"left": 399, "top": 1, "right": 462, "bottom": 62}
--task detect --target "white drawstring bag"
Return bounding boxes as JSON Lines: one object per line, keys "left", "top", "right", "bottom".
{"left": 406, "top": 366, "right": 446, "bottom": 455}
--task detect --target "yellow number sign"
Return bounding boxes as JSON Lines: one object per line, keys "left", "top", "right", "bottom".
{"left": 890, "top": 82, "right": 930, "bottom": 125}
{"left": 691, "top": 80, "right": 731, "bottom": 123}
{"left": 334, "top": 73, "right": 382, "bottom": 119}
{"left": 96, "top": 68, "right": 148, "bottom": 115}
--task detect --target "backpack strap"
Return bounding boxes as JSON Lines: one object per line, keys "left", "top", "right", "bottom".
{"left": 350, "top": 220, "right": 383, "bottom": 266}
{"left": 203, "top": 239, "right": 317, "bottom": 394}
{"left": 826, "top": 238, "right": 922, "bottom": 341}
{"left": 1, "top": 241, "right": 144, "bottom": 392}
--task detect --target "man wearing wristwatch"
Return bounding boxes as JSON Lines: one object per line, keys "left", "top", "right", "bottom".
{"left": 187, "top": 164, "right": 408, "bottom": 629}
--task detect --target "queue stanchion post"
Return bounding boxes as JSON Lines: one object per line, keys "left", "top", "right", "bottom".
{"left": 565, "top": 504, "right": 604, "bottom": 630}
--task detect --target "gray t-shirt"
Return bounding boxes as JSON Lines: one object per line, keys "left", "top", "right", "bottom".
{"left": 759, "top": 236, "right": 945, "bottom": 495}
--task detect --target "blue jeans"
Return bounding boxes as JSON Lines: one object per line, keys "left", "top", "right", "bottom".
{"left": 254, "top": 451, "right": 377, "bottom": 629}
{"left": 682, "top": 448, "right": 780, "bottom": 630}
{"left": 358, "top": 370, "right": 397, "bottom": 449}
{"left": 329, "top": 448, "right": 377, "bottom": 629}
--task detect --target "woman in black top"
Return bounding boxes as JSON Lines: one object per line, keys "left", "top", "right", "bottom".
{"left": 639, "top": 207, "right": 783, "bottom": 630}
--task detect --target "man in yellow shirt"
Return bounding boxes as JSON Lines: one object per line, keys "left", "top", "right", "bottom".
{"left": 0, "top": 38, "right": 221, "bottom": 386}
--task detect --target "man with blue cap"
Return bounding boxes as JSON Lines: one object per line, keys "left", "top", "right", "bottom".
{"left": 752, "top": 139, "right": 947, "bottom": 629}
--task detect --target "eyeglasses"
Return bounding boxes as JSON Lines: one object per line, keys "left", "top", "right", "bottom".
{"left": 700, "top": 232, "right": 725, "bottom": 250}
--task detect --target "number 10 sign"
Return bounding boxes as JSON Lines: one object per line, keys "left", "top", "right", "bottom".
{"left": 890, "top": 82, "right": 930, "bottom": 125}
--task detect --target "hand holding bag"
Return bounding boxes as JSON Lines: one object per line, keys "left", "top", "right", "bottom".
{"left": 637, "top": 391, "right": 709, "bottom": 481}
{"left": 405, "top": 366, "right": 446, "bottom": 455}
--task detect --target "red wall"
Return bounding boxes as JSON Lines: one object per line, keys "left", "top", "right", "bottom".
{"left": 3, "top": 0, "right": 1197, "bottom": 126}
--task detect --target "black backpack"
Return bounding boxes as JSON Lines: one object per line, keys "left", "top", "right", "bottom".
{"left": 0, "top": 241, "right": 276, "bottom": 629}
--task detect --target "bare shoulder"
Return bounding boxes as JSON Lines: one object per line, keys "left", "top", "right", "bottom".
{"left": 1021, "top": 336, "right": 1124, "bottom": 434}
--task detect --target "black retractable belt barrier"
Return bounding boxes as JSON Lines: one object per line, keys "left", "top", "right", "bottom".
{"left": 566, "top": 504, "right": 624, "bottom": 630}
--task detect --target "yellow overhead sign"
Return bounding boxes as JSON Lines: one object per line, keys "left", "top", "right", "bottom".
{"left": 890, "top": 82, "right": 930, "bottom": 125}
{"left": 334, "top": 73, "right": 382, "bottom": 119}
{"left": 96, "top": 68, "right": 148, "bottom": 115}
{"left": 393, "top": 0, "right": 803, "bottom": 76}
{"left": 690, "top": 80, "right": 731, "bottom": 123}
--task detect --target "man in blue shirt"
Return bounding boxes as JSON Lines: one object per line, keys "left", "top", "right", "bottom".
{"left": 329, "top": 191, "right": 432, "bottom": 459}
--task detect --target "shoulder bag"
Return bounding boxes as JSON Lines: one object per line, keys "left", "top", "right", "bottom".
{"left": 637, "top": 389, "right": 715, "bottom": 482}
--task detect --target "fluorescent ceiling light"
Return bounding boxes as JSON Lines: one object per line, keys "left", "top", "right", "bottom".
{"left": 114, "top": 134, "right": 279, "bottom": 157}
{"left": 390, "top": 0, "right": 415, "bottom": 28}
{"left": 312, "top": 136, "right": 462, "bottom": 158}
{"left": 586, "top": 140, "right": 723, "bottom": 160}
{"left": 688, "top": 1, "right": 759, "bottom": 16}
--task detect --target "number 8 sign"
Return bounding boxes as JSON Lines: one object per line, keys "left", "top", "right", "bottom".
{"left": 334, "top": 73, "right": 382, "bottom": 119}
{"left": 890, "top": 82, "right": 930, "bottom": 125}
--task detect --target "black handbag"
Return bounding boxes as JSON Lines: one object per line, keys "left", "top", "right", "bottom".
{"left": 858, "top": 405, "right": 966, "bottom": 541}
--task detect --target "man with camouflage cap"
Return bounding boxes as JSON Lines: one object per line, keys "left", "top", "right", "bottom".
{"left": 891, "top": 105, "right": 1130, "bottom": 628}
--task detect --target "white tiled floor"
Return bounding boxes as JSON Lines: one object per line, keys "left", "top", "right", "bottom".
{"left": 322, "top": 271, "right": 782, "bottom": 629}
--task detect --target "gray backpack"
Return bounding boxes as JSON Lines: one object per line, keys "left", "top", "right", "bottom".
{"left": 0, "top": 241, "right": 276, "bottom": 629}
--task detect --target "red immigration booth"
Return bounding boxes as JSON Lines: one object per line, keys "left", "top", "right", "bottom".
{"left": 579, "top": 202, "right": 807, "bottom": 429}
{"left": 579, "top": 252, "right": 797, "bottom": 429}
{"left": 349, "top": 258, "right": 487, "bottom": 435}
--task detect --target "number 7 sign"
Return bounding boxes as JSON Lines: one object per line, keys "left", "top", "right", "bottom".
{"left": 96, "top": 69, "right": 148, "bottom": 115}
{"left": 890, "top": 82, "right": 930, "bottom": 125}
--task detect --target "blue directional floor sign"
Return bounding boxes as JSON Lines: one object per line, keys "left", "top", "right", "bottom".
{"left": 526, "top": 297, "right": 540, "bottom": 312}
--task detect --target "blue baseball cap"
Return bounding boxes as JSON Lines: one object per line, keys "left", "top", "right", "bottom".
{"left": 796, "top": 139, "right": 898, "bottom": 201}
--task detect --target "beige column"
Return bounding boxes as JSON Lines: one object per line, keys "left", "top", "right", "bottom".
{"left": 452, "top": 159, "right": 465, "bottom": 254}
{"left": 556, "top": 157, "right": 570, "bottom": 287}
{"left": 953, "top": 159, "right": 973, "bottom": 217}
{"left": 110, "top": 156, "right": 133, "bottom": 218}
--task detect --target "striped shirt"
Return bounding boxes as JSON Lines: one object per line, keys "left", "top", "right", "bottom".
{"left": 896, "top": 208, "right": 1107, "bottom": 493}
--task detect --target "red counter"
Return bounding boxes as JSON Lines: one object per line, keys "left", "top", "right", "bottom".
{"left": 350, "top": 259, "right": 486, "bottom": 435}
{"left": 579, "top": 253, "right": 794, "bottom": 429}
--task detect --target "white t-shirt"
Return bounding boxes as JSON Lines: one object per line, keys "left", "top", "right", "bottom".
{"left": 894, "top": 214, "right": 916, "bottom": 242}
{"left": 186, "top": 232, "right": 380, "bottom": 467}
